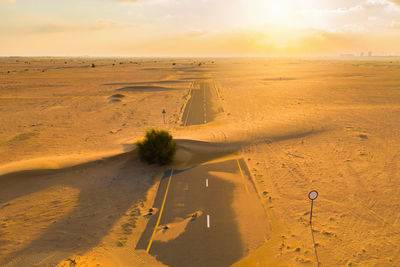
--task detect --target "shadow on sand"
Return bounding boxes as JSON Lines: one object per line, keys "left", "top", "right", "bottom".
{"left": 310, "top": 222, "right": 321, "bottom": 267}
{"left": 116, "top": 85, "right": 177, "bottom": 92}
{"left": 0, "top": 151, "right": 163, "bottom": 266}
{"left": 136, "top": 160, "right": 243, "bottom": 267}
{"left": 102, "top": 80, "right": 188, "bottom": 86}
{"left": 0, "top": 126, "right": 328, "bottom": 266}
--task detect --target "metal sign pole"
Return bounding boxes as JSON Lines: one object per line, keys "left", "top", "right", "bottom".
{"left": 308, "top": 190, "right": 318, "bottom": 225}
{"left": 162, "top": 109, "right": 166, "bottom": 124}
{"left": 310, "top": 199, "right": 314, "bottom": 224}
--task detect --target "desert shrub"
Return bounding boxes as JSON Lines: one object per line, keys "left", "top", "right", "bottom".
{"left": 91, "top": 63, "right": 95, "bottom": 68}
{"left": 137, "top": 129, "right": 176, "bottom": 165}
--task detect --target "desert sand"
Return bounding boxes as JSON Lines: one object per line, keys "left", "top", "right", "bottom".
{"left": 1, "top": 57, "right": 400, "bottom": 266}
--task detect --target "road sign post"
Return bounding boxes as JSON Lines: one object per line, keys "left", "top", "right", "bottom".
{"left": 162, "top": 109, "right": 166, "bottom": 124}
{"left": 308, "top": 190, "right": 318, "bottom": 224}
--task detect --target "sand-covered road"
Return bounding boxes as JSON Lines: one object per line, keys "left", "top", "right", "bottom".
{"left": 137, "top": 80, "right": 268, "bottom": 266}
{"left": 136, "top": 158, "right": 269, "bottom": 267}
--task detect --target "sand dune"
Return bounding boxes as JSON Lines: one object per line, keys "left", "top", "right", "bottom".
{"left": 116, "top": 86, "right": 177, "bottom": 92}
{"left": 0, "top": 139, "right": 246, "bottom": 266}
{"left": 262, "top": 77, "right": 297, "bottom": 81}
{"left": 103, "top": 80, "right": 188, "bottom": 86}
{"left": 0, "top": 149, "right": 164, "bottom": 266}
{"left": 180, "top": 77, "right": 209, "bottom": 80}
{"left": 1, "top": 57, "right": 400, "bottom": 266}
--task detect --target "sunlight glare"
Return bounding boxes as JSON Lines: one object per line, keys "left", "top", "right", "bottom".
{"left": 241, "top": 0, "right": 296, "bottom": 28}
{"left": 263, "top": 1, "right": 290, "bottom": 25}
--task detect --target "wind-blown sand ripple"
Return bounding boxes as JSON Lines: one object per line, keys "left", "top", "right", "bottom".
{"left": 116, "top": 86, "right": 176, "bottom": 92}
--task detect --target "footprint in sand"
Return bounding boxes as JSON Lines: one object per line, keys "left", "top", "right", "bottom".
{"left": 144, "top": 207, "right": 158, "bottom": 218}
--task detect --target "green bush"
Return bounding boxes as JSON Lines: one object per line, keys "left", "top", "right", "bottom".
{"left": 137, "top": 129, "right": 176, "bottom": 165}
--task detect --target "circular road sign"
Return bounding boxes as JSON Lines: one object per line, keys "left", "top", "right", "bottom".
{"left": 308, "top": 190, "right": 318, "bottom": 200}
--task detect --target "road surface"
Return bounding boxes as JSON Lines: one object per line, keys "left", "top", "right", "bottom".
{"left": 137, "top": 82, "right": 269, "bottom": 266}
{"left": 181, "top": 81, "right": 217, "bottom": 126}
{"left": 136, "top": 158, "right": 269, "bottom": 267}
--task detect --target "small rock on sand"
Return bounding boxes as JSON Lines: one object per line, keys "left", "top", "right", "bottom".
{"left": 358, "top": 134, "right": 368, "bottom": 139}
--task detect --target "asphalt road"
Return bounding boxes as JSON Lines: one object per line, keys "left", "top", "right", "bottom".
{"left": 136, "top": 158, "right": 269, "bottom": 267}
{"left": 136, "top": 80, "right": 269, "bottom": 266}
{"left": 181, "top": 81, "right": 216, "bottom": 126}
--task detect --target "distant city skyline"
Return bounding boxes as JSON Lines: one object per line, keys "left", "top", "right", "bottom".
{"left": 1, "top": 0, "right": 400, "bottom": 56}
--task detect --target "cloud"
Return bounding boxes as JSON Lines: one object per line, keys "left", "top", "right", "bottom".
{"left": 1, "top": 0, "right": 400, "bottom": 56}
{"left": 364, "top": 0, "right": 389, "bottom": 8}
{"left": 390, "top": 19, "right": 400, "bottom": 28}
{"left": 302, "top": 0, "right": 398, "bottom": 17}
{"left": 301, "top": 6, "right": 362, "bottom": 16}
{"left": 0, "top": 20, "right": 133, "bottom": 36}
{"left": 119, "top": 0, "right": 161, "bottom": 3}
{"left": 388, "top": 0, "right": 400, "bottom": 5}
{"left": 301, "top": 0, "right": 392, "bottom": 16}
{"left": 130, "top": 24, "right": 400, "bottom": 57}
{"left": 182, "top": 30, "right": 208, "bottom": 38}
{"left": 2, "top": 24, "right": 400, "bottom": 56}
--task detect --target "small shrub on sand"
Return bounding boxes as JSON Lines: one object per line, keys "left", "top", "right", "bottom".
{"left": 91, "top": 63, "right": 96, "bottom": 68}
{"left": 137, "top": 129, "right": 176, "bottom": 165}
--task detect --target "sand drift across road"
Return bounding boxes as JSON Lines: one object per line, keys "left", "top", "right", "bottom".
{"left": 136, "top": 159, "right": 269, "bottom": 267}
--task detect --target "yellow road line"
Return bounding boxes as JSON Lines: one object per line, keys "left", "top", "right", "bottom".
{"left": 146, "top": 169, "right": 174, "bottom": 253}
{"left": 184, "top": 82, "right": 195, "bottom": 126}
{"left": 236, "top": 159, "right": 249, "bottom": 194}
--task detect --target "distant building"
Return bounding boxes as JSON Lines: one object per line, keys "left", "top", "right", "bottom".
{"left": 360, "top": 52, "right": 364, "bottom": 57}
{"left": 368, "top": 51, "right": 372, "bottom": 57}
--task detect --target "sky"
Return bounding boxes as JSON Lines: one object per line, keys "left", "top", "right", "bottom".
{"left": 0, "top": 0, "right": 400, "bottom": 56}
